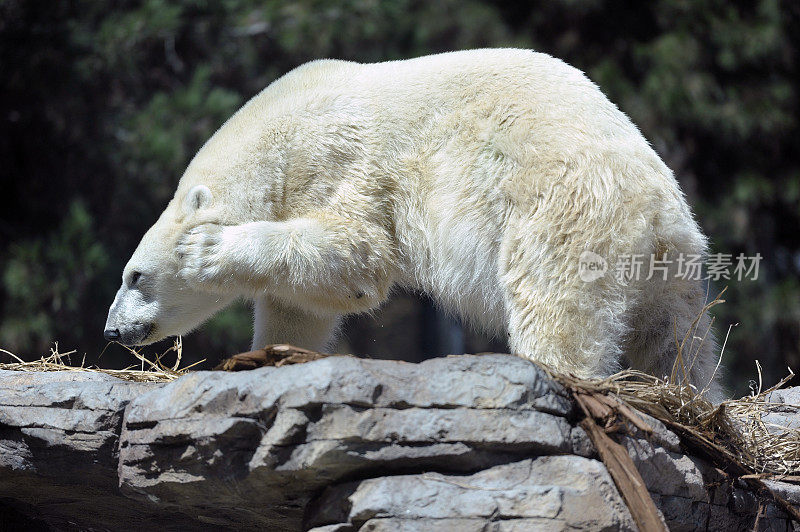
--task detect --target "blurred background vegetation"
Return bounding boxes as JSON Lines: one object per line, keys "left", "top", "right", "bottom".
{"left": 1, "top": 0, "right": 798, "bottom": 395}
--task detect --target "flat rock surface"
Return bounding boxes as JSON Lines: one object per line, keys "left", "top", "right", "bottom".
{"left": 0, "top": 359, "right": 797, "bottom": 531}
{"left": 764, "top": 387, "right": 800, "bottom": 432}
{"left": 118, "top": 355, "right": 574, "bottom": 530}
{"left": 306, "top": 456, "right": 636, "bottom": 531}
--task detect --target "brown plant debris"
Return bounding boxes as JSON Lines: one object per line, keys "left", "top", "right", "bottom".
{"left": 575, "top": 391, "right": 668, "bottom": 531}
{"left": 214, "top": 343, "right": 341, "bottom": 371}
{"left": 551, "top": 370, "right": 800, "bottom": 525}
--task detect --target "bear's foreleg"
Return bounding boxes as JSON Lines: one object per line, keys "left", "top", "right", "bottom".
{"left": 176, "top": 216, "right": 395, "bottom": 312}
{"left": 177, "top": 215, "right": 394, "bottom": 350}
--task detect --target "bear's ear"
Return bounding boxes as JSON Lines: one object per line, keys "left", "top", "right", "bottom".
{"left": 182, "top": 185, "right": 213, "bottom": 214}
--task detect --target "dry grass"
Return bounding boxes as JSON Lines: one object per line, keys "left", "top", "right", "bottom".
{"left": 0, "top": 337, "right": 203, "bottom": 383}
{"left": 553, "top": 367, "right": 799, "bottom": 477}
{"left": 725, "top": 368, "right": 799, "bottom": 476}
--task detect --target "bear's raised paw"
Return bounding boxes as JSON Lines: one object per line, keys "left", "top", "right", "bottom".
{"left": 176, "top": 223, "right": 235, "bottom": 287}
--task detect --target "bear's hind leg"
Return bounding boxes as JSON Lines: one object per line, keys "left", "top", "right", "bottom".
{"left": 499, "top": 220, "right": 628, "bottom": 378}
{"left": 502, "top": 282, "right": 627, "bottom": 378}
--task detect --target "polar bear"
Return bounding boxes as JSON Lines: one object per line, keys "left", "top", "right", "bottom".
{"left": 105, "top": 49, "right": 721, "bottom": 398}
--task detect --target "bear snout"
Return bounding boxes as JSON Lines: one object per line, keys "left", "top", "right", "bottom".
{"left": 102, "top": 321, "right": 152, "bottom": 346}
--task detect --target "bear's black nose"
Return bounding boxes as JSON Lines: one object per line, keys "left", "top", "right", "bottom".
{"left": 104, "top": 329, "right": 120, "bottom": 341}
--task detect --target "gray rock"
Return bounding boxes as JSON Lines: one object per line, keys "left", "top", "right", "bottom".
{"left": 344, "top": 518, "right": 597, "bottom": 531}
{"left": 618, "top": 417, "right": 797, "bottom": 531}
{"left": 0, "top": 370, "right": 169, "bottom": 530}
{"left": 763, "top": 386, "right": 800, "bottom": 432}
{"left": 763, "top": 479, "right": 800, "bottom": 507}
{"left": 306, "top": 456, "right": 636, "bottom": 531}
{"left": 118, "top": 355, "right": 574, "bottom": 530}
{"left": 569, "top": 425, "right": 595, "bottom": 457}
{"left": 0, "top": 357, "right": 797, "bottom": 531}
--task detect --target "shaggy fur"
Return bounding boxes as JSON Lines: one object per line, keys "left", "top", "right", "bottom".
{"left": 105, "top": 49, "right": 722, "bottom": 399}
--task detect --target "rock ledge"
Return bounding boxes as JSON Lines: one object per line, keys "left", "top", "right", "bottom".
{"left": 0, "top": 355, "right": 797, "bottom": 531}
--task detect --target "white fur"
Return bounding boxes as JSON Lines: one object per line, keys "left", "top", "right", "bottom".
{"left": 105, "top": 49, "right": 722, "bottom": 399}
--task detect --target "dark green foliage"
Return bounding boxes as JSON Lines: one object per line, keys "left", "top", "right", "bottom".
{"left": 1, "top": 201, "right": 108, "bottom": 353}
{"left": 0, "top": 0, "right": 797, "bottom": 392}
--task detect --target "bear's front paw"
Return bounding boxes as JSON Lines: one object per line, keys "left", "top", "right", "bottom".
{"left": 176, "top": 223, "right": 234, "bottom": 286}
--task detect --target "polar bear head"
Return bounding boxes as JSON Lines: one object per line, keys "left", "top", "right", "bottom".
{"left": 104, "top": 184, "right": 235, "bottom": 346}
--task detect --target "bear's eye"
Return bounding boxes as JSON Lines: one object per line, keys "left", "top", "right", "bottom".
{"left": 128, "top": 271, "right": 142, "bottom": 288}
